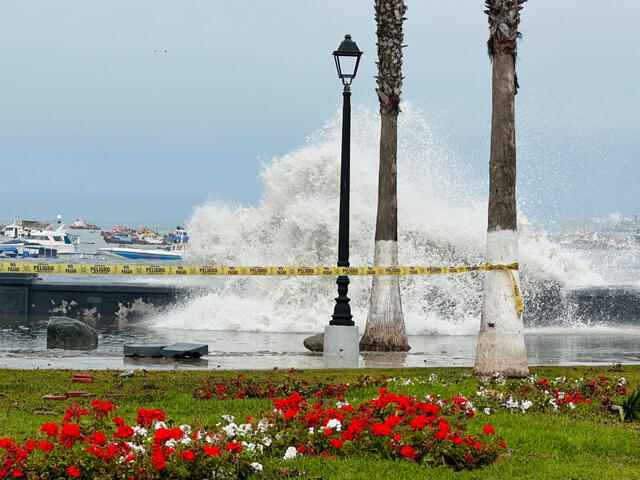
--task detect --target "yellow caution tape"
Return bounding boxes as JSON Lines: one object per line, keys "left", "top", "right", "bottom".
{"left": 0, "top": 262, "right": 518, "bottom": 277}
{"left": 0, "top": 261, "right": 523, "bottom": 317}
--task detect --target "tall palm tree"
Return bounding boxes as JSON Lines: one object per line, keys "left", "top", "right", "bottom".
{"left": 474, "top": 0, "right": 529, "bottom": 376}
{"left": 359, "top": 0, "right": 410, "bottom": 352}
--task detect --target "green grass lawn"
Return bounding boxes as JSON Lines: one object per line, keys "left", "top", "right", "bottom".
{"left": 1, "top": 366, "right": 639, "bottom": 479}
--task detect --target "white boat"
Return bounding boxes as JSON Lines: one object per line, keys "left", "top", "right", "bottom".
{"left": 98, "top": 246, "right": 185, "bottom": 261}
{"left": 2, "top": 218, "right": 53, "bottom": 238}
{"left": 1, "top": 222, "right": 79, "bottom": 255}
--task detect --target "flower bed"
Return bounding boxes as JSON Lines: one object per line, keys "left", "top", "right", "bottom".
{"left": 0, "top": 389, "right": 508, "bottom": 478}
{"left": 195, "top": 370, "right": 388, "bottom": 401}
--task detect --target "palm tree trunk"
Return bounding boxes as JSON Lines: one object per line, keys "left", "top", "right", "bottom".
{"left": 474, "top": 0, "right": 528, "bottom": 376}
{"left": 360, "top": 0, "right": 410, "bottom": 352}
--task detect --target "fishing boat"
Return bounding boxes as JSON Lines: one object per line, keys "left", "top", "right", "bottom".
{"left": 98, "top": 246, "right": 184, "bottom": 260}
{"left": 69, "top": 217, "right": 101, "bottom": 230}
{"left": 163, "top": 226, "right": 189, "bottom": 244}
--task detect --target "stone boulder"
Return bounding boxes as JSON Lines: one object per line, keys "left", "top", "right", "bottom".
{"left": 303, "top": 333, "right": 324, "bottom": 352}
{"left": 47, "top": 316, "right": 98, "bottom": 350}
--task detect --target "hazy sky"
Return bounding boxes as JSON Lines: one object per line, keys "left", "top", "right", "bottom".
{"left": 1, "top": 1, "right": 638, "bottom": 225}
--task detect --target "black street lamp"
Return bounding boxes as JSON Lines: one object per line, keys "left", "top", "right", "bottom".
{"left": 330, "top": 35, "right": 363, "bottom": 327}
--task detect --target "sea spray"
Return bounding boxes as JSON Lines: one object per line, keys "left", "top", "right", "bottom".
{"left": 152, "top": 105, "right": 599, "bottom": 334}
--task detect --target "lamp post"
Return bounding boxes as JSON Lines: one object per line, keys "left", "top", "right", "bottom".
{"left": 331, "top": 34, "right": 362, "bottom": 327}
{"left": 324, "top": 34, "right": 363, "bottom": 368}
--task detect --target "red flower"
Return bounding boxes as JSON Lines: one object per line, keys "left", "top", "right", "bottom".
{"left": 400, "top": 445, "right": 416, "bottom": 460}
{"left": 40, "top": 423, "right": 59, "bottom": 437}
{"left": 113, "top": 425, "right": 135, "bottom": 439}
{"left": 86, "top": 432, "right": 106, "bottom": 446}
{"left": 330, "top": 438, "right": 343, "bottom": 449}
{"left": 204, "top": 445, "right": 221, "bottom": 456}
{"left": 59, "top": 423, "right": 82, "bottom": 448}
{"left": 225, "top": 442, "right": 243, "bottom": 453}
{"left": 136, "top": 408, "right": 166, "bottom": 427}
{"left": 91, "top": 399, "right": 117, "bottom": 418}
{"left": 371, "top": 423, "right": 393, "bottom": 436}
{"left": 0, "top": 438, "right": 15, "bottom": 450}
{"left": 179, "top": 450, "right": 196, "bottom": 461}
{"left": 323, "top": 428, "right": 333, "bottom": 437}
{"left": 38, "top": 440, "right": 55, "bottom": 452}
{"left": 499, "top": 441, "right": 507, "bottom": 448}
{"left": 409, "top": 415, "right": 430, "bottom": 430}
{"left": 113, "top": 416, "right": 125, "bottom": 427}
{"left": 66, "top": 466, "right": 81, "bottom": 478}
{"left": 384, "top": 415, "right": 403, "bottom": 427}
{"left": 482, "top": 425, "right": 495, "bottom": 435}
{"left": 11, "top": 469, "right": 24, "bottom": 477}
{"left": 438, "top": 422, "right": 451, "bottom": 433}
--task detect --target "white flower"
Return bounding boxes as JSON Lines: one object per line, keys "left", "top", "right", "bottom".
{"left": 568, "top": 402, "right": 576, "bottom": 409}
{"left": 520, "top": 400, "right": 533, "bottom": 411}
{"left": 221, "top": 415, "right": 235, "bottom": 423}
{"left": 335, "top": 400, "right": 350, "bottom": 408}
{"left": 326, "top": 419, "right": 342, "bottom": 431}
{"left": 165, "top": 439, "right": 177, "bottom": 448}
{"left": 504, "top": 397, "right": 519, "bottom": 409}
{"left": 237, "top": 423, "right": 253, "bottom": 436}
{"left": 256, "top": 420, "right": 270, "bottom": 433}
{"left": 307, "top": 427, "right": 315, "bottom": 435}
{"left": 179, "top": 424, "right": 192, "bottom": 435}
{"left": 222, "top": 423, "right": 238, "bottom": 437}
{"left": 126, "top": 442, "right": 146, "bottom": 454}
{"left": 242, "top": 442, "right": 256, "bottom": 451}
{"left": 154, "top": 421, "right": 167, "bottom": 430}
{"left": 180, "top": 437, "right": 192, "bottom": 445}
{"left": 132, "top": 426, "right": 148, "bottom": 437}
{"left": 283, "top": 446, "right": 297, "bottom": 460}
{"left": 262, "top": 437, "right": 272, "bottom": 446}
{"left": 205, "top": 435, "right": 214, "bottom": 443}
{"left": 251, "top": 462, "right": 263, "bottom": 472}
{"left": 484, "top": 407, "right": 491, "bottom": 415}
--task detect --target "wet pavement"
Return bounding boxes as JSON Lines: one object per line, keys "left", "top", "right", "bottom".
{"left": 1, "top": 327, "right": 639, "bottom": 370}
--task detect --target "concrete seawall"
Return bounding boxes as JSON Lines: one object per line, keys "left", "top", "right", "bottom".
{"left": 0, "top": 274, "right": 188, "bottom": 328}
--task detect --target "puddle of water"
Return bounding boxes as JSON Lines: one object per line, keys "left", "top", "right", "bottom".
{"left": 2, "top": 327, "right": 639, "bottom": 370}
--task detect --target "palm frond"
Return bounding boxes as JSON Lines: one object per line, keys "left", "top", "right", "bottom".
{"left": 620, "top": 389, "right": 640, "bottom": 422}
{"left": 485, "top": 0, "right": 527, "bottom": 60}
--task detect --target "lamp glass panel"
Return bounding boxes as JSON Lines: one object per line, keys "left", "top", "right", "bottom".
{"left": 337, "top": 56, "right": 358, "bottom": 77}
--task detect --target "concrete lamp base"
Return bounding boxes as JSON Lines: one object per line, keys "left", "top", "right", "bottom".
{"left": 323, "top": 325, "right": 359, "bottom": 369}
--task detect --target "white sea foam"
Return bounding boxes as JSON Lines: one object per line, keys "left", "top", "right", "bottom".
{"left": 152, "top": 105, "right": 602, "bottom": 335}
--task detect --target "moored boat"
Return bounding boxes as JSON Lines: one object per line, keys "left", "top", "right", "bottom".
{"left": 98, "top": 246, "right": 184, "bottom": 260}
{"left": 1, "top": 220, "right": 78, "bottom": 254}
{"left": 69, "top": 217, "right": 101, "bottom": 230}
